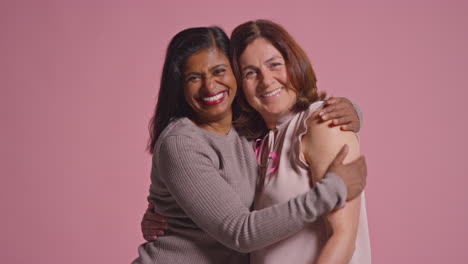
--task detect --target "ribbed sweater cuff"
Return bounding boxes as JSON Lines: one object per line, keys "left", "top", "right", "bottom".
{"left": 321, "top": 172, "right": 347, "bottom": 209}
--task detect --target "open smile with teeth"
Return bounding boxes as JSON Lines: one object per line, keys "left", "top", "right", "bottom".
{"left": 199, "top": 91, "right": 227, "bottom": 105}
{"left": 261, "top": 87, "right": 284, "bottom": 98}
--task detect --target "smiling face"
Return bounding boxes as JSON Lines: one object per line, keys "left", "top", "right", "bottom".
{"left": 239, "top": 38, "right": 297, "bottom": 128}
{"left": 183, "top": 48, "right": 237, "bottom": 126}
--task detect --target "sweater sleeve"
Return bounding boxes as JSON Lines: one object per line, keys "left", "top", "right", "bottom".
{"left": 351, "top": 101, "right": 364, "bottom": 130}
{"left": 156, "top": 135, "right": 346, "bottom": 253}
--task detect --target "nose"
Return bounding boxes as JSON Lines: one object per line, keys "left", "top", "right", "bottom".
{"left": 202, "top": 76, "right": 217, "bottom": 93}
{"left": 260, "top": 70, "right": 274, "bottom": 88}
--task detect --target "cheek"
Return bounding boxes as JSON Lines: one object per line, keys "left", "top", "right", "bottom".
{"left": 184, "top": 84, "right": 197, "bottom": 102}
{"left": 279, "top": 69, "right": 290, "bottom": 84}
{"left": 242, "top": 83, "right": 256, "bottom": 101}
{"left": 224, "top": 75, "right": 237, "bottom": 92}
{"left": 244, "top": 87, "right": 262, "bottom": 112}
{"left": 285, "top": 90, "right": 298, "bottom": 108}
{"left": 183, "top": 86, "right": 189, "bottom": 101}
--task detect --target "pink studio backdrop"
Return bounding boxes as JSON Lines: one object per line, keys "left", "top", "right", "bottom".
{"left": 1, "top": 0, "right": 467, "bottom": 263}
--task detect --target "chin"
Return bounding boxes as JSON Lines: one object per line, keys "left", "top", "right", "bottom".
{"left": 268, "top": 106, "right": 289, "bottom": 115}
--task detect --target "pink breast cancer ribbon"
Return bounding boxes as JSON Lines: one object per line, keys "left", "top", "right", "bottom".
{"left": 254, "top": 138, "right": 279, "bottom": 179}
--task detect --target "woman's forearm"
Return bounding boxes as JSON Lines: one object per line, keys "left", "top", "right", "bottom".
{"left": 316, "top": 195, "right": 361, "bottom": 264}
{"left": 315, "top": 231, "right": 356, "bottom": 264}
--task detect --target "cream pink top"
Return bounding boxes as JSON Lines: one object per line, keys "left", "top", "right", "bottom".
{"left": 251, "top": 101, "right": 371, "bottom": 264}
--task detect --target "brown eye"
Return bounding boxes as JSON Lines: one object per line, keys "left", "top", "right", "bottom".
{"left": 186, "top": 76, "right": 200, "bottom": 83}
{"left": 270, "top": 62, "right": 282, "bottom": 69}
{"left": 213, "top": 68, "right": 226, "bottom": 76}
{"left": 244, "top": 70, "right": 257, "bottom": 79}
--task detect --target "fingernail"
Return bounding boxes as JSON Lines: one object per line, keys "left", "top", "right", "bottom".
{"left": 322, "top": 115, "right": 327, "bottom": 120}
{"left": 333, "top": 119, "right": 338, "bottom": 124}
{"left": 319, "top": 111, "right": 324, "bottom": 116}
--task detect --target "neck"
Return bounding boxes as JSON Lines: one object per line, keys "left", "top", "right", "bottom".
{"left": 193, "top": 112, "right": 233, "bottom": 136}
{"left": 263, "top": 115, "right": 280, "bottom": 130}
{"left": 261, "top": 111, "right": 294, "bottom": 130}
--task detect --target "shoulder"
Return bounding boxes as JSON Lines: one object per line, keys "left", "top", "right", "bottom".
{"left": 302, "top": 106, "right": 360, "bottom": 161}
{"left": 297, "top": 101, "right": 326, "bottom": 130}
{"left": 161, "top": 118, "right": 200, "bottom": 138}
{"left": 158, "top": 118, "right": 217, "bottom": 147}
{"left": 154, "top": 118, "right": 212, "bottom": 156}
{"left": 303, "top": 101, "right": 354, "bottom": 140}
{"left": 306, "top": 113, "right": 357, "bottom": 144}
{"left": 155, "top": 129, "right": 218, "bottom": 174}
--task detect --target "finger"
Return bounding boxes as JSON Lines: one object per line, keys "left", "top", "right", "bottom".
{"left": 353, "top": 125, "right": 360, "bottom": 133}
{"left": 332, "top": 116, "right": 352, "bottom": 126}
{"left": 322, "top": 108, "right": 348, "bottom": 121}
{"left": 142, "top": 228, "right": 166, "bottom": 236}
{"left": 328, "top": 97, "right": 352, "bottom": 112}
{"left": 353, "top": 157, "right": 367, "bottom": 182}
{"left": 333, "top": 98, "right": 357, "bottom": 120}
{"left": 142, "top": 228, "right": 160, "bottom": 238}
{"left": 142, "top": 225, "right": 167, "bottom": 233}
{"left": 333, "top": 97, "right": 349, "bottom": 104}
{"left": 141, "top": 219, "right": 168, "bottom": 229}
{"left": 141, "top": 225, "right": 166, "bottom": 233}
{"left": 350, "top": 155, "right": 365, "bottom": 167}
{"left": 319, "top": 104, "right": 334, "bottom": 116}
{"left": 142, "top": 226, "right": 162, "bottom": 233}
{"left": 319, "top": 104, "right": 340, "bottom": 117}
{"left": 325, "top": 97, "right": 338, "bottom": 105}
{"left": 144, "top": 208, "right": 154, "bottom": 216}
{"left": 143, "top": 234, "right": 158, "bottom": 242}
{"left": 332, "top": 145, "right": 349, "bottom": 166}
{"left": 143, "top": 212, "right": 167, "bottom": 223}
{"left": 340, "top": 123, "right": 356, "bottom": 132}
{"left": 143, "top": 215, "right": 167, "bottom": 223}
{"left": 320, "top": 104, "right": 348, "bottom": 119}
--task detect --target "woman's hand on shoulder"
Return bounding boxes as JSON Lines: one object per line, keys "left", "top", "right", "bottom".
{"left": 327, "top": 145, "right": 367, "bottom": 201}
{"left": 318, "top": 97, "right": 361, "bottom": 132}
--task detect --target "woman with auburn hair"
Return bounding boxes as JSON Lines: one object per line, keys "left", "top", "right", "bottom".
{"left": 135, "top": 25, "right": 367, "bottom": 264}
{"left": 230, "top": 19, "right": 371, "bottom": 264}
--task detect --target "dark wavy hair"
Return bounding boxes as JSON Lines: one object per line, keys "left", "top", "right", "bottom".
{"left": 147, "top": 27, "right": 231, "bottom": 153}
{"left": 231, "top": 20, "right": 324, "bottom": 139}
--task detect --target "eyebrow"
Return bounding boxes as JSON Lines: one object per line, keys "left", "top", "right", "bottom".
{"left": 183, "top": 72, "right": 201, "bottom": 80}
{"left": 265, "top": 55, "right": 283, "bottom": 64}
{"left": 241, "top": 65, "right": 257, "bottom": 72}
{"left": 184, "top": 64, "right": 228, "bottom": 77}
{"left": 210, "top": 64, "right": 228, "bottom": 71}
{"left": 241, "top": 55, "right": 283, "bottom": 72}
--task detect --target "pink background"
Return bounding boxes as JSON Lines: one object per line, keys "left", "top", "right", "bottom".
{"left": 1, "top": 0, "right": 467, "bottom": 263}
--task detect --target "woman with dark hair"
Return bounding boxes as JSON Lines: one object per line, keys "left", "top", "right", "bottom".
{"left": 133, "top": 26, "right": 366, "bottom": 264}
{"left": 230, "top": 20, "right": 371, "bottom": 263}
